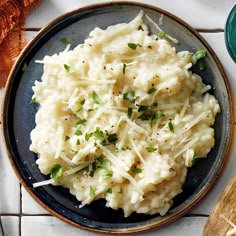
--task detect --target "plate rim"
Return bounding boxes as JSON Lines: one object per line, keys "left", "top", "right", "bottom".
{"left": 1, "top": 1, "right": 234, "bottom": 234}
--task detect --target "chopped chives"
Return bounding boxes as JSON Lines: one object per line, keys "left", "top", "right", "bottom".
{"left": 168, "top": 120, "right": 174, "bottom": 133}
{"left": 127, "top": 107, "right": 133, "bottom": 118}
{"left": 146, "top": 147, "right": 158, "bottom": 152}
{"left": 92, "top": 91, "right": 102, "bottom": 104}
{"left": 123, "top": 63, "right": 127, "bottom": 74}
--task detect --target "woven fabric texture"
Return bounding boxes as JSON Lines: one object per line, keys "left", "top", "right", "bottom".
{"left": 0, "top": 0, "right": 41, "bottom": 88}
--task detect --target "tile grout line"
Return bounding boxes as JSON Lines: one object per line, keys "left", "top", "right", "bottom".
{"left": 19, "top": 184, "right": 22, "bottom": 236}
{"left": 21, "top": 28, "right": 225, "bottom": 33}
{"left": 0, "top": 216, "right": 5, "bottom": 236}
{"left": 0, "top": 213, "right": 209, "bottom": 217}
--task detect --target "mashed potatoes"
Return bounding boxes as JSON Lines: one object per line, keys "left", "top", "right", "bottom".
{"left": 30, "top": 11, "right": 220, "bottom": 217}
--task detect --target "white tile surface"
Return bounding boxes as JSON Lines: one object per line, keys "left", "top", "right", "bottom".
{"left": 0, "top": 216, "right": 19, "bottom": 236}
{"left": 25, "top": 31, "right": 38, "bottom": 43}
{"left": 22, "top": 187, "right": 49, "bottom": 215}
{"left": 0, "top": 90, "right": 21, "bottom": 214}
{"left": 25, "top": 0, "right": 236, "bottom": 29}
{"left": 21, "top": 216, "right": 207, "bottom": 236}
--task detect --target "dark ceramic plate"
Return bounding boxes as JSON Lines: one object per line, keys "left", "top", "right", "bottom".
{"left": 2, "top": 2, "right": 233, "bottom": 234}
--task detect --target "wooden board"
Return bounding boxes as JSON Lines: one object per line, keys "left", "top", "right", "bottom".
{"left": 203, "top": 172, "right": 236, "bottom": 236}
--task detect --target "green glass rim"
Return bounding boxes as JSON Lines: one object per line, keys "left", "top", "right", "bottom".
{"left": 225, "top": 4, "right": 236, "bottom": 63}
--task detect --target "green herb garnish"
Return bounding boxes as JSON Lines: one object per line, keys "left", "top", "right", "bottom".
{"left": 30, "top": 97, "right": 37, "bottom": 104}
{"left": 22, "top": 63, "right": 28, "bottom": 72}
{"left": 83, "top": 166, "right": 89, "bottom": 173}
{"left": 96, "top": 158, "right": 112, "bottom": 177}
{"left": 123, "top": 91, "right": 135, "bottom": 103}
{"left": 71, "top": 149, "right": 78, "bottom": 154}
{"left": 96, "top": 167, "right": 112, "bottom": 177}
{"left": 92, "top": 91, "right": 102, "bottom": 104}
{"left": 76, "top": 118, "right": 86, "bottom": 125}
{"left": 89, "top": 186, "right": 95, "bottom": 198}
{"left": 194, "top": 49, "right": 207, "bottom": 61}
{"left": 157, "top": 31, "right": 166, "bottom": 38}
{"left": 191, "top": 151, "right": 199, "bottom": 166}
{"left": 85, "top": 132, "right": 93, "bottom": 141}
{"left": 146, "top": 147, "right": 158, "bottom": 152}
{"left": 138, "top": 112, "right": 152, "bottom": 121}
{"left": 123, "top": 63, "right": 127, "bottom": 74}
{"left": 138, "top": 105, "right": 149, "bottom": 112}
{"left": 151, "top": 110, "right": 165, "bottom": 124}
{"left": 193, "top": 49, "right": 207, "bottom": 70}
{"left": 122, "top": 146, "right": 132, "bottom": 151}
{"left": 89, "top": 170, "right": 94, "bottom": 177}
{"left": 93, "top": 127, "right": 104, "bottom": 141}
{"left": 156, "top": 111, "right": 165, "bottom": 119}
{"left": 75, "top": 107, "right": 83, "bottom": 114}
{"left": 76, "top": 139, "right": 80, "bottom": 145}
{"left": 198, "top": 60, "right": 206, "bottom": 70}
{"left": 97, "top": 155, "right": 104, "bottom": 164}
{"left": 80, "top": 99, "right": 85, "bottom": 105}
{"left": 146, "top": 147, "right": 157, "bottom": 152}
{"left": 60, "top": 37, "right": 70, "bottom": 45}
{"left": 65, "top": 135, "right": 70, "bottom": 141}
{"left": 168, "top": 120, "right": 174, "bottom": 133}
{"left": 128, "top": 43, "right": 142, "bottom": 50}
{"left": 64, "top": 64, "right": 76, "bottom": 73}
{"left": 147, "top": 87, "right": 156, "bottom": 94}
{"left": 132, "top": 167, "right": 142, "bottom": 174}
{"left": 74, "top": 128, "right": 82, "bottom": 136}
{"left": 127, "top": 107, "right": 133, "bottom": 118}
{"left": 50, "top": 164, "right": 62, "bottom": 182}
{"left": 107, "top": 133, "right": 118, "bottom": 144}
{"left": 106, "top": 188, "right": 112, "bottom": 194}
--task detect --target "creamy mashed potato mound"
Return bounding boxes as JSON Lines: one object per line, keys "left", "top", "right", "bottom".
{"left": 30, "top": 12, "right": 220, "bottom": 217}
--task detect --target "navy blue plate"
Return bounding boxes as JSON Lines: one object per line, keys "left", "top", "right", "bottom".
{"left": 2, "top": 2, "right": 233, "bottom": 234}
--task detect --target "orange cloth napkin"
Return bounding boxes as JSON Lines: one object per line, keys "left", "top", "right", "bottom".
{"left": 0, "top": 0, "right": 41, "bottom": 88}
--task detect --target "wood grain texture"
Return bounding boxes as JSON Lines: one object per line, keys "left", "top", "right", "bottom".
{"left": 203, "top": 172, "right": 236, "bottom": 236}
